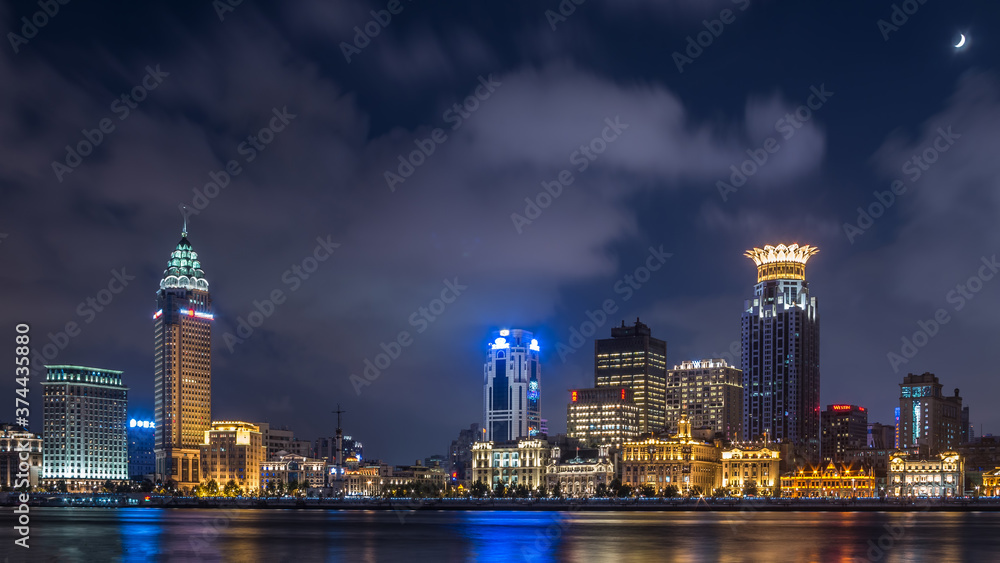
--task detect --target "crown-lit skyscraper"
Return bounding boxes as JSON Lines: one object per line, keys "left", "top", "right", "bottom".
{"left": 742, "top": 244, "right": 820, "bottom": 460}
{"left": 483, "top": 329, "right": 541, "bottom": 441}
{"left": 153, "top": 223, "right": 213, "bottom": 487}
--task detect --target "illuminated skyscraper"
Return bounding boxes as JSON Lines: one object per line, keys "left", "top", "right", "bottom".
{"left": 898, "top": 372, "right": 962, "bottom": 454}
{"left": 666, "top": 359, "right": 743, "bottom": 441}
{"left": 742, "top": 244, "right": 820, "bottom": 460}
{"left": 483, "top": 329, "right": 541, "bottom": 441}
{"left": 594, "top": 319, "right": 667, "bottom": 434}
{"left": 154, "top": 224, "right": 213, "bottom": 487}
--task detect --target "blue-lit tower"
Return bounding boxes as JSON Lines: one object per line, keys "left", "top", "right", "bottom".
{"left": 483, "top": 329, "right": 541, "bottom": 441}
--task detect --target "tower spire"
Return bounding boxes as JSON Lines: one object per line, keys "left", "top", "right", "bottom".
{"left": 181, "top": 207, "right": 188, "bottom": 237}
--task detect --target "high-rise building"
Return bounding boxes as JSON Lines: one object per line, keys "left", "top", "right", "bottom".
{"left": 665, "top": 359, "right": 743, "bottom": 441}
{"left": 961, "top": 406, "right": 971, "bottom": 445}
{"left": 42, "top": 365, "right": 128, "bottom": 490}
{"left": 448, "top": 423, "right": 480, "bottom": 482}
{"left": 867, "top": 422, "right": 895, "bottom": 449}
{"left": 594, "top": 319, "right": 667, "bottom": 434}
{"left": 820, "top": 404, "right": 868, "bottom": 463}
{"left": 566, "top": 387, "right": 640, "bottom": 447}
{"left": 0, "top": 424, "right": 42, "bottom": 489}
{"left": 483, "top": 329, "right": 541, "bottom": 441}
{"left": 315, "top": 435, "right": 363, "bottom": 464}
{"left": 127, "top": 416, "right": 156, "bottom": 480}
{"left": 898, "top": 372, "right": 963, "bottom": 454}
{"left": 154, "top": 225, "right": 213, "bottom": 487}
{"left": 200, "top": 421, "right": 265, "bottom": 492}
{"left": 742, "top": 244, "right": 820, "bottom": 460}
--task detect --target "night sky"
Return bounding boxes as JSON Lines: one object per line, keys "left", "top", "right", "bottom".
{"left": 3, "top": 0, "right": 1000, "bottom": 465}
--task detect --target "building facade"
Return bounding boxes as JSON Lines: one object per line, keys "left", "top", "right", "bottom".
{"left": 566, "top": 387, "right": 640, "bottom": 447}
{"left": 742, "top": 244, "right": 820, "bottom": 460}
{"left": 154, "top": 226, "right": 213, "bottom": 487}
{"left": 0, "top": 424, "right": 42, "bottom": 489}
{"left": 260, "top": 453, "right": 327, "bottom": 490}
{"left": 666, "top": 359, "right": 743, "bottom": 440}
{"left": 200, "top": 421, "right": 265, "bottom": 492}
{"left": 897, "top": 373, "right": 963, "bottom": 455}
{"left": 448, "top": 423, "right": 480, "bottom": 483}
{"left": 983, "top": 468, "right": 1000, "bottom": 497}
{"left": 888, "top": 450, "right": 964, "bottom": 498}
{"left": 821, "top": 404, "right": 868, "bottom": 463}
{"left": 868, "top": 422, "right": 896, "bottom": 449}
{"left": 595, "top": 319, "right": 667, "bottom": 434}
{"left": 42, "top": 365, "right": 129, "bottom": 490}
{"left": 721, "top": 445, "right": 780, "bottom": 495}
{"left": 780, "top": 462, "right": 877, "bottom": 498}
{"left": 484, "top": 329, "right": 541, "bottom": 441}
{"left": 621, "top": 417, "right": 721, "bottom": 495}
{"left": 545, "top": 445, "right": 615, "bottom": 497}
{"left": 127, "top": 417, "right": 156, "bottom": 481}
{"left": 471, "top": 438, "right": 550, "bottom": 490}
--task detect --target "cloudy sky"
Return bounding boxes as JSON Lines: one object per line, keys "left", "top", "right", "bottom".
{"left": 2, "top": 0, "right": 1000, "bottom": 464}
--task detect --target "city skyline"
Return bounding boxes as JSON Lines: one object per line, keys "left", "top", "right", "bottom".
{"left": 3, "top": 2, "right": 1000, "bottom": 467}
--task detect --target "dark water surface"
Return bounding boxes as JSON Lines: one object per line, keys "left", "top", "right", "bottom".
{"left": 4, "top": 508, "right": 1000, "bottom": 562}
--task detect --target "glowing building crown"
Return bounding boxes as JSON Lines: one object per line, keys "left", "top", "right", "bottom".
{"left": 745, "top": 243, "right": 818, "bottom": 282}
{"left": 160, "top": 227, "right": 209, "bottom": 292}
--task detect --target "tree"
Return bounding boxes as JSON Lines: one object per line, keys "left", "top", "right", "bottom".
{"left": 608, "top": 479, "right": 623, "bottom": 498}
{"left": 639, "top": 485, "right": 656, "bottom": 497}
{"left": 287, "top": 479, "right": 300, "bottom": 496}
{"left": 223, "top": 480, "right": 242, "bottom": 498}
{"left": 551, "top": 482, "right": 563, "bottom": 499}
{"left": 470, "top": 481, "right": 489, "bottom": 498}
{"left": 595, "top": 483, "right": 609, "bottom": 497}
{"left": 742, "top": 482, "right": 759, "bottom": 497}
{"left": 102, "top": 480, "right": 116, "bottom": 493}
{"left": 57, "top": 480, "right": 69, "bottom": 493}
{"left": 688, "top": 485, "right": 704, "bottom": 498}
{"left": 140, "top": 479, "right": 155, "bottom": 493}
{"left": 204, "top": 479, "right": 220, "bottom": 496}
{"left": 711, "top": 487, "right": 729, "bottom": 498}
{"left": 536, "top": 483, "right": 549, "bottom": 498}
{"left": 662, "top": 485, "right": 679, "bottom": 498}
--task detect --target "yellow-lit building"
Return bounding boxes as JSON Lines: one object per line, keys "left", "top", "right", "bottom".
{"left": 721, "top": 445, "right": 780, "bottom": 495}
{"left": 621, "top": 416, "right": 721, "bottom": 494}
{"left": 888, "top": 450, "right": 963, "bottom": 498}
{"left": 471, "top": 438, "right": 550, "bottom": 490}
{"left": 781, "top": 462, "right": 877, "bottom": 498}
{"left": 566, "top": 387, "right": 640, "bottom": 448}
{"left": 200, "top": 421, "right": 265, "bottom": 493}
{"left": 983, "top": 468, "right": 1000, "bottom": 497}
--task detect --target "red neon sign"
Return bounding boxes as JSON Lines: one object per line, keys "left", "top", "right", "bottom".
{"left": 621, "top": 389, "right": 626, "bottom": 400}
{"left": 571, "top": 390, "right": 578, "bottom": 402}
{"left": 831, "top": 405, "right": 854, "bottom": 411}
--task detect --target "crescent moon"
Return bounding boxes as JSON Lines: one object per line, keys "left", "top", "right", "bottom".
{"left": 955, "top": 34, "right": 966, "bottom": 48}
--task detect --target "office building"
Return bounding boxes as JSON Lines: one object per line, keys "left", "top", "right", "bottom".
{"left": 868, "top": 422, "right": 896, "bottom": 449}
{"left": 566, "top": 387, "right": 640, "bottom": 447}
{"left": 595, "top": 319, "right": 667, "bottom": 434}
{"left": 621, "top": 416, "right": 721, "bottom": 495}
{"left": 721, "top": 445, "right": 781, "bottom": 495}
{"left": 257, "top": 423, "right": 312, "bottom": 459}
{"left": 781, "top": 462, "right": 877, "bottom": 498}
{"left": 154, "top": 224, "right": 213, "bottom": 487}
{"left": 0, "top": 424, "right": 42, "bottom": 488}
{"left": 897, "top": 373, "right": 963, "bottom": 454}
{"left": 666, "top": 359, "right": 743, "bottom": 440}
{"left": 316, "top": 435, "right": 363, "bottom": 464}
{"left": 742, "top": 244, "right": 821, "bottom": 460}
{"left": 483, "top": 329, "right": 541, "bottom": 441}
{"left": 200, "top": 421, "right": 265, "bottom": 492}
{"left": 545, "top": 445, "right": 615, "bottom": 497}
{"left": 961, "top": 406, "right": 971, "bottom": 445}
{"left": 820, "top": 404, "right": 868, "bottom": 463}
{"left": 888, "top": 450, "right": 963, "bottom": 498}
{"left": 471, "top": 438, "right": 550, "bottom": 491}
{"left": 127, "top": 416, "right": 156, "bottom": 480}
{"left": 41, "top": 365, "right": 129, "bottom": 490}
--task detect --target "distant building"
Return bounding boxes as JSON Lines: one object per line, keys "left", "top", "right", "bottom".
{"left": 742, "top": 244, "right": 821, "bottom": 461}
{"left": 961, "top": 406, "right": 971, "bottom": 445}
{"left": 621, "top": 416, "right": 721, "bottom": 495}
{"left": 888, "top": 450, "right": 963, "bottom": 498}
{"left": 666, "top": 359, "right": 743, "bottom": 441}
{"left": 315, "top": 435, "right": 363, "bottom": 464}
{"left": 545, "top": 444, "right": 615, "bottom": 497}
{"left": 781, "top": 462, "right": 876, "bottom": 498}
{"left": 42, "top": 365, "right": 128, "bottom": 490}
{"left": 484, "top": 329, "right": 541, "bottom": 441}
{"left": 448, "top": 423, "right": 480, "bottom": 482}
{"left": 820, "top": 405, "right": 868, "bottom": 463}
{"left": 958, "top": 435, "right": 1000, "bottom": 474}
{"left": 595, "top": 319, "right": 667, "bottom": 434}
{"left": 260, "top": 453, "right": 327, "bottom": 490}
{"left": 897, "top": 373, "right": 963, "bottom": 454}
{"left": 867, "top": 423, "right": 895, "bottom": 449}
{"left": 127, "top": 417, "right": 156, "bottom": 481}
{"left": 721, "top": 445, "right": 780, "bottom": 495}
{"left": 257, "top": 423, "right": 311, "bottom": 459}
{"left": 391, "top": 461, "right": 448, "bottom": 489}
{"left": 200, "top": 421, "right": 265, "bottom": 492}
{"left": 471, "top": 438, "right": 550, "bottom": 491}
{"left": 0, "top": 424, "right": 42, "bottom": 489}
{"left": 566, "top": 387, "right": 640, "bottom": 448}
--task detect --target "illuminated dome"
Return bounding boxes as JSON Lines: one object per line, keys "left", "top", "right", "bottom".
{"left": 744, "top": 243, "right": 818, "bottom": 282}
{"left": 160, "top": 230, "right": 209, "bottom": 291}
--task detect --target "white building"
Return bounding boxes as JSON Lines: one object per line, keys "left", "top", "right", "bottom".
{"left": 888, "top": 450, "right": 964, "bottom": 498}
{"left": 484, "top": 329, "right": 541, "bottom": 441}
{"left": 545, "top": 445, "right": 615, "bottom": 497}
